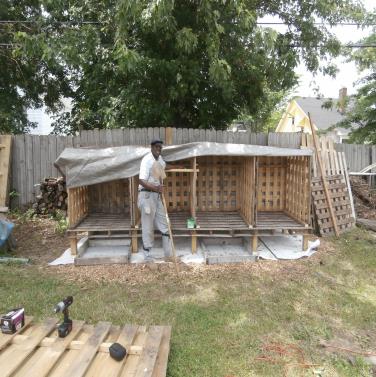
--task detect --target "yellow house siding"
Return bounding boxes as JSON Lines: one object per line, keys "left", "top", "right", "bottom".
{"left": 276, "top": 100, "right": 318, "bottom": 134}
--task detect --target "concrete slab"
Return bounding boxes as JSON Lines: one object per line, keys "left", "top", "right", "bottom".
{"left": 75, "top": 237, "right": 131, "bottom": 266}
{"left": 201, "top": 238, "right": 255, "bottom": 264}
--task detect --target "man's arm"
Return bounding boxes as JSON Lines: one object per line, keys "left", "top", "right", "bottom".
{"left": 139, "top": 179, "right": 163, "bottom": 193}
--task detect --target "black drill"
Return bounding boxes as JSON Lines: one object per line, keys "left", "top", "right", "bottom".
{"left": 54, "top": 296, "right": 73, "bottom": 338}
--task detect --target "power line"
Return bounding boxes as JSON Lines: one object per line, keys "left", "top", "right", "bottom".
{"left": 0, "top": 20, "right": 375, "bottom": 27}
{"left": 1, "top": 42, "right": 375, "bottom": 49}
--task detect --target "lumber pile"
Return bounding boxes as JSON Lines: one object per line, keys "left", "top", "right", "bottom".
{"left": 350, "top": 176, "right": 376, "bottom": 218}
{"left": 32, "top": 177, "right": 68, "bottom": 215}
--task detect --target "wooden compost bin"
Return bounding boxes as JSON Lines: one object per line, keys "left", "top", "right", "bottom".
{"left": 67, "top": 178, "right": 138, "bottom": 254}
{"left": 136, "top": 154, "right": 311, "bottom": 254}
{"left": 254, "top": 155, "right": 312, "bottom": 250}
{"left": 165, "top": 156, "right": 256, "bottom": 252}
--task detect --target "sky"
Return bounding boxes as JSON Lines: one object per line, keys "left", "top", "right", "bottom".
{"left": 29, "top": 0, "right": 375, "bottom": 134}
{"left": 262, "top": 0, "right": 375, "bottom": 99}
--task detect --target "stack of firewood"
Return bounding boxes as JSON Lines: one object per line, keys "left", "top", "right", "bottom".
{"left": 32, "top": 177, "right": 68, "bottom": 215}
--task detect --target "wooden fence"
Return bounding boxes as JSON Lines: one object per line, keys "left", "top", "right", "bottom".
{"left": 6, "top": 128, "right": 376, "bottom": 207}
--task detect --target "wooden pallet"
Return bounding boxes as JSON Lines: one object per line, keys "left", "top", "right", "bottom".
{"left": 0, "top": 317, "right": 171, "bottom": 377}
{"left": 302, "top": 134, "right": 356, "bottom": 236}
{"left": 0, "top": 135, "right": 12, "bottom": 208}
{"left": 311, "top": 175, "right": 355, "bottom": 235}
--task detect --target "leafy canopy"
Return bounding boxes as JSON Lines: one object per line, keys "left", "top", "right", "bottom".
{"left": 340, "top": 17, "right": 376, "bottom": 144}
{"left": 1, "top": 0, "right": 366, "bottom": 134}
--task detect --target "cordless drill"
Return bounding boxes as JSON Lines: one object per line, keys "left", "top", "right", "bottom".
{"left": 54, "top": 296, "right": 73, "bottom": 338}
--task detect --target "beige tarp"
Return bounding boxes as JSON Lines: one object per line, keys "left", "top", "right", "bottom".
{"left": 55, "top": 142, "right": 312, "bottom": 188}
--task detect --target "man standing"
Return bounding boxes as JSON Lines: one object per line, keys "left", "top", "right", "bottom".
{"left": 138, "top": 138, "right": 171, "bottom": 261}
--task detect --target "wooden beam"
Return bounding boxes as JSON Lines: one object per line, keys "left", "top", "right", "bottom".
{"left": 308, "top": 113, "right": 339, "bottom": 237}
{"left": 165, "top": 168, "right": 199, "bottom": 173}
{"left": 69, "top": 235, "right": 78, "bottom": 256}
{"left": 11, "top": 335, "right": 143, "bottom": 354}
{"left": 165, "top": 127, "right": 173, "bottom": 145}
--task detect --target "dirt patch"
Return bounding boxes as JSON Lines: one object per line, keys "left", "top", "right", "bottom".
{"left": 351, "top": 177, "right": 376, "bottom": 219}
{"left": 6, "top": 215, "right": 69, "bottom": 264}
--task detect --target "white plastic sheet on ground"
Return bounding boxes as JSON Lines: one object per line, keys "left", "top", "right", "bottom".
{"left": 48, "top": 249, "right": 75, "bottom": 265}
{"left": 48, "top": 235, "right": 320, "bottom": 265}
{"left": 258, "top": 235, "right": 320, "bottom": 260}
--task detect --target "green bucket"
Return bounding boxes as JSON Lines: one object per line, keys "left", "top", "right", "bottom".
{"left": 187, "top": 217, "right": 196, "bottom": 229}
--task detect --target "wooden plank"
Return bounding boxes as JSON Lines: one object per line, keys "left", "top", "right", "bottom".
{"left": 135, "top": 326, "right": 164, "bottom": 377}
{"left": 0, "top": 135, "right": 12, "bottom": 207}
{"left": 32, "top": 135, "right": 41, "bottom": 193}
{"left": 24, "top": 134, "right": 34, "bottom": 205}
{"left": 85, "top": 325, "right": 139, "bottom": 377}
{"left": 10, "top": 135, "right": 20, "bottom": 207}
{"left": 0, "top": 316, "right": 33, "bottom": 351}
{"left": 48, "top": 135, "right": 58, "bottom": 177}
{"left": 15, "top": 320, "right": 85, "bottom": 377}
{"left": 59, "top": 321, "right": 111, "bottom": 377}
{"left": 0, "top": 318, "right": 58, "bottom": 377}
{"left": 151, "top": 326, "right": 172, "bottom": 377}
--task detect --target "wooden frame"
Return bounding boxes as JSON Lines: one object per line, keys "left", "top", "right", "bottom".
{"left": 67, "top": 178, "right": 137, "bottom": 256}
{"left": 0, "top": 317, "right": 171, "bottom": 377}
{"left": 67, "top": 152, "right": 312, "bottom": 261}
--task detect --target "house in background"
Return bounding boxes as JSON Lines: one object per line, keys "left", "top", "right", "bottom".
{"left": 276, "top": 88, "right": 350, "bottom": 143}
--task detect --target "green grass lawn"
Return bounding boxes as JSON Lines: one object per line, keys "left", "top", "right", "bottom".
{"left": 1, "top": 228, "right": 376, "bottom": 376}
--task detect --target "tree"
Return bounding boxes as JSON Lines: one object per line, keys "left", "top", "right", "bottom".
{"left": 0, "top": 1, "right": 71, "bottom": 133}
{"left": 340, "top": 23, "right": 376, "bottom": 144}
{"left": 1, "top": 0, "right": 366, "bottom": 134}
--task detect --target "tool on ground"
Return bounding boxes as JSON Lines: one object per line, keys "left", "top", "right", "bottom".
{"left": 54, "top": 296, "right": 73, "bottom": 338}
{"left": 109, "top": 342, "right": 127, "bottom": 361}
{"left": 0, "top": 308, "right": 25, "bottom": 334}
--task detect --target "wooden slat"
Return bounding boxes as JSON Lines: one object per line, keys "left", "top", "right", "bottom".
{"left": 59, "top": 321, "right": 111, "bottom": 377}
{"left": 0, "top": 135, "right": 12, "bottom": 207}
{"left": 85, "top": 325, "right": 139, "bottom": 377}
{"left": 15, "top": 320, "right": 85, "bottom": 377}
{"left": 151, "top": 327, "right": 172, "bottom": 377}
{"left": 0, "top": 318, "right": 58, "bottom": 377}
{"left": 135, "top": 326, "right": 164, "bottom": 377}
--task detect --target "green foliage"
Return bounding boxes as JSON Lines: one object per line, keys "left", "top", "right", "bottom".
{"left": 53, "top": 210, "right": 68, "bottom": 234}
{"left": 1, "top": 0, "right": 367, "bottom": 133}
{"left": 11, "top": 208, "right": 36, "bottom": 224}
{"left": 340, "top": 24, "right": 376, "bottom": 144}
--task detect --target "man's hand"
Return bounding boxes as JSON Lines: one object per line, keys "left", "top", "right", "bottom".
{"left": 155, "top": 185, "right": 164, "bottom": 194}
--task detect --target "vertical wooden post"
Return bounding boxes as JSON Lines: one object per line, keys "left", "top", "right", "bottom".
{"left": 251, "top": 234, "right": 258, "bottom": 253}
{"left": 191, "top": 231, "right": 197, "bottom": 254}
{"left": 69, "top": 235, "right": 78, "bottom": 256}
{"left": 165, "top": 127, "right": 173, "bottom": 145}
{"left": 190, "top": 157, "right": 197, "bottom": 219}
{"left": 131, "top": 229, "right": 138, "bottom": 253}
{"left": 302, "top": 234, "right": 309, "bottom": 251}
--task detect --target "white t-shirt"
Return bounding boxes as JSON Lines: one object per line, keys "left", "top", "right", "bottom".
{"left": 138, "top": 152, "right": 166, "bottom": 190}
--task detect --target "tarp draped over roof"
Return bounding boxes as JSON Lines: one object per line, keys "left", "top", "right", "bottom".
{"left": 55, "top": 142, "right": 312, "bottom": 188}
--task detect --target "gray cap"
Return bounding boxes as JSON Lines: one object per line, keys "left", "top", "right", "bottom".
{"left": 150, "top": 138, "right": 163, "bottom": 145}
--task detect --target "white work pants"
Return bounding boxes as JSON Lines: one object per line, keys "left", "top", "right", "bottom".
{"left": 137, "top": 191, "right": 171, "bottom": 256}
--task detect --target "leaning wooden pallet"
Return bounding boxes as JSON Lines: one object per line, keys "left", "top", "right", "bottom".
{"left": 304, "top": 114, "right": 355, "bottom": 236}
{"left": 0, "top": 317, "right": 171, "bottom": 377}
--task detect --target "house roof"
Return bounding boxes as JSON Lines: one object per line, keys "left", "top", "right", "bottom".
{"left": 295, "top": 97, "right": 347, "bottom": 131}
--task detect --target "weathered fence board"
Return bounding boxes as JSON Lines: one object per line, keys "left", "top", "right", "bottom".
{"left": 7, "top": 128, "right": 376, "bottom": 207}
